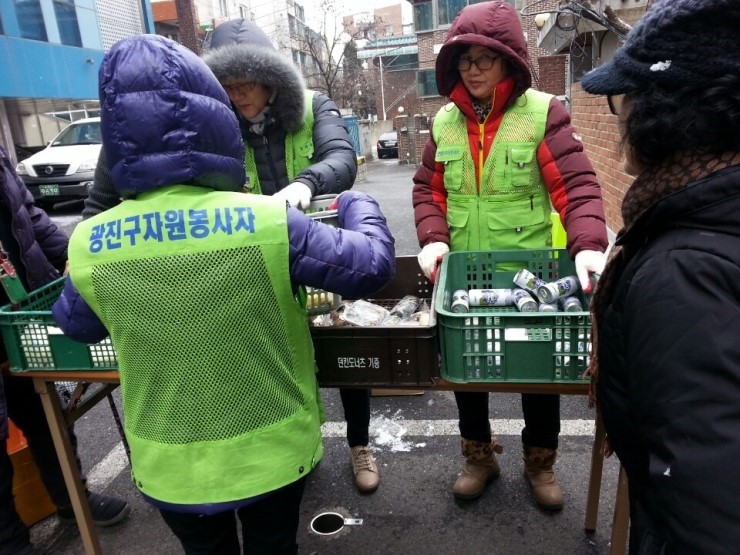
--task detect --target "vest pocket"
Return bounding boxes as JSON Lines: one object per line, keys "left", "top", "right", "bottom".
{"left": 436, "top": 145, "right": 466, "bottom": 191}
{"left": 509, "top": 144, "right": 537, "bottom": 187}
{"left": 446, "top": 201, "right": 471, "bottom": 250}
{"left": 485, "top": 195, "right": 549, "bottom": 251}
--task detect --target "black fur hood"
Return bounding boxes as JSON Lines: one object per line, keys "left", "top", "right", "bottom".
{"left": 202, "top": 19, "right": 306, "bottom": 133}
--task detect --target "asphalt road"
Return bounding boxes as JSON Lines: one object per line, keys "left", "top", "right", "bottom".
{"left": 36, "top": 156, "right": 622, "bottom": 554}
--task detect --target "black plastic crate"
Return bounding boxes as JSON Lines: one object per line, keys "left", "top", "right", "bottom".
{"left": 311, "top": 256, "right": 439, "bottom": 387}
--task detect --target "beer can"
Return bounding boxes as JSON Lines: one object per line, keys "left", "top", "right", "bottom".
{"left": 451, "top": 289, "right": 470, "bottom": 313}
{"left": 468, "top": 288, "right": 512, "bottom": 307}
{"left": 538, "top": 302, "right": 558, "bottom": 312}
{"left": 560, "top": 295, "right": 583, "bottom": 312}
{"left": 511, "top": 288, "right": 537, "bottom": 312}
{"left": 512, "top": 269, "right": 546, "bottom": 295}
{"left": 536, "top": 276, "right": 579, "bottom": 303}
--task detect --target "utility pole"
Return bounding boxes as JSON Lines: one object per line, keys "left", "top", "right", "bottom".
{"left": 174, "top": 0, "right": 200, "bottom": 55}
{"left": 379, "top": 56, "right": 386, "bottom": 120}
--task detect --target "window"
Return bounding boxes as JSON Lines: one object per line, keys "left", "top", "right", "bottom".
{"left": 417, "top": 69, "right": 439, "bottom": 97}
{"left": 219, "top": 0, "right": 227, "bottom": 18}
{"left": 413, "top": 1, "right": 432, "bottom": 32}
{"left": 438, "top": 0, "right": 466, "bottom": 26}
{"left": 384, "top": 24, "right": 393, "bottom": 36}
{"left": 14, "top": 0, "right": 48, "bottom": 41}
{"left": 54, "top": 0, "right": 82, "bottom": 47}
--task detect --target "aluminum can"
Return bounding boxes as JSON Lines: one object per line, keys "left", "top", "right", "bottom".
{"left": 468, "top": 288, "right": 512, "bottom": 307}
{"left": 536, "top": 276, "right": 579, "bottom": 303}
{"left": 451, "top": 289, "right": 470, "bottom": 313}
{"left": 560, "top": 295, "right": 583, "bottom": 312}
{"left": 512, "top": 269, "right": 546, "bottom": 295}
{"left": 538, "top": 302, "right": 558, "bottom": 312}
{"left": 511, "top": 288, "right": 537, "bottom": 312}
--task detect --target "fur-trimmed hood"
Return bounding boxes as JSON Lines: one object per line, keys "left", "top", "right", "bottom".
{"left": 202, "top": 19, "right": 306, "bottom": 133}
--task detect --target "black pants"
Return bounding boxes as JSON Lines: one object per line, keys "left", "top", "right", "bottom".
{"left": 454, "top": 391, "right": 560, "bottom": 450}
{"left": 339, "top": 388, "right": 370, "bottom": 448}
{"left": 0, "top": 376, "right": 80, "bottom": 554}
{"left": 159, "top": 477, "right": 307, "bottom": 555}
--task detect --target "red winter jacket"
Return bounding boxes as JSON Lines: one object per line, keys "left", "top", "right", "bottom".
{"left": 412, "top": 1, "right": 607, "bottom": 257}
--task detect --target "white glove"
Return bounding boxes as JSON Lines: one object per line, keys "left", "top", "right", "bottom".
{"left": 273, "top": 182, "right": 312, "bottom": 210}
{"left": 575, "top": 249, "right": 606, "bottom": 294}
{"left": 417, "top": 242, "right": 449, "bottom": 283}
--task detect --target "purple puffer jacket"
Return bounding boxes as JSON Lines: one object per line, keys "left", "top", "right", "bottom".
{"left": 0, "top": 145, "right": 68, "bottom": 440}
{"left": 0, "top": 146, "right": 67, "bottom": 289}
{"left": 51, "top": 35, "right": 395, "bottom": 344}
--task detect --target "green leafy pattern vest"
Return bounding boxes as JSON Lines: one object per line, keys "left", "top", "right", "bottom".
{"left": 432, "top": 89, "right": 553, "bottom": 252}
{"left": 68, "top": 185, "right": 323, "bottom": 506}
{"left": 244, "top": 90, "right": 316, "bottom": 194}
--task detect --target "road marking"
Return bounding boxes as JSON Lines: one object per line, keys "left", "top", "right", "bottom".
{"left": 79, "top": 419, "right": 595, "bottom": 489}
{"left": 85, "top": 441, "right": 129, "bottom": 490}
{"left": 323, "top": 418, "right": 595, "bottom": 438}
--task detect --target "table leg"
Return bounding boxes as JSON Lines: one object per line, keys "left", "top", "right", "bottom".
{"left": 33, "top": 378, "right": 103, "bottom": 555}
{"left": 609, "top": 466, "right": 630, "bottom": 555}
{"left": 584, "top": 411, "right": 606, "bottom": 532}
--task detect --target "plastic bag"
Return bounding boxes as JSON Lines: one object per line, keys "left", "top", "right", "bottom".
{"left": 340, "top": 300, "right": 390, "bottom": 327}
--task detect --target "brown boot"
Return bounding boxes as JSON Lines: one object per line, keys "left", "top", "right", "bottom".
{"left": 523, "top": 445, "right": 563, "bottom": 511}
{"left": 452, "top": 438, "right": 504, "bottom": 501}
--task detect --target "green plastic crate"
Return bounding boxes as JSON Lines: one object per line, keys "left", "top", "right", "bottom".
{"left": 436, "top": 249, "right": 590, "bottom": 384}
{"left": 0, "top": 277, "right": 117, "bottom": 372}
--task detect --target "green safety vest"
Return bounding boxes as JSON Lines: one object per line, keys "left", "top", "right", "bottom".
{"left": 68, "top": 185, "right": 323, "bottom": 506}
{"left": 244, "top": 89, "right": 316, "bottom": 194}
{"left": 432, "top": 89, "right": 554, "bottom": 252}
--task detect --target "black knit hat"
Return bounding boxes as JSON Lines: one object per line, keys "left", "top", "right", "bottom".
{"left": 581, "top": 0, "right": 740, "bottom": 95}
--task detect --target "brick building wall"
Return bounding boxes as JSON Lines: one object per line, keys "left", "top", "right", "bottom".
{"left": 570, "top": 82, "right": 632, "bottom": 233}
{"left": 537, "top": 55, "right": 567, "bottom": 96}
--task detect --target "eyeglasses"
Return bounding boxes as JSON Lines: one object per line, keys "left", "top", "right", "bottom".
{"left": 223, "top": 82, "right": 257, "bottom": 96}
{"left": 457, "top": 54, "right": 500, "bottom": 72}
{"left": 607, "top": 94, "right": 626, "bottom": 116}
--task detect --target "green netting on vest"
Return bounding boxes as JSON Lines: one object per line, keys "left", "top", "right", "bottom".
{"left": 435, "top": 123, "right": 477, "bottom": 195}
{"left": 495, "top": 112, "right": 538, "bottom": 142}
{"left": 91, "top": 246, "right": 305, "bottom": 445}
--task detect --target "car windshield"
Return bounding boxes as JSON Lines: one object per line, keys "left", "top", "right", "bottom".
{"left": 51, "top": 122, "right": 102, "bottom": 146}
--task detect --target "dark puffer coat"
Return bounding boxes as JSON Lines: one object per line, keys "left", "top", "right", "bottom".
{"left": 412, "top": 1, "right": 607, "bottom": 256}
{"left": 597, "top": 164, "right": 740, "bottom": 552}
{"left": 0, "top": 145, "right": 68, "bottom": 440}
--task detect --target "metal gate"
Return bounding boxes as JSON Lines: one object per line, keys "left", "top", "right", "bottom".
{"left": 342, "top": 115, "right": 361, "bottom": 155}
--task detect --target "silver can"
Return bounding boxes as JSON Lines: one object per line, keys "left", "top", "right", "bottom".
{"left": 451, "top": 289, "right": 470, "bottom": 313}
{"left": 536, "top": 276, "right": 579, "bottom": 303}
{"left": 538, "top": 302, "right": 558, "bottom": 312}
{"left": 560, "top": 296, "right": 584, "bottom": 312}
{"left": 468, "top": 288, "right": 512, "bottom": 307}
{"left": 511, "top": 288, "right": 538, "bottom": 312}
{"left": 512, "top": 268, "right": 546, "bottom": 295}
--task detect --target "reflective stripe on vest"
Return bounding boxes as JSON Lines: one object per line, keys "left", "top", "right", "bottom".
{"left": 432, "top": 89, "right": 554, "bottom": 252}
{"left": 68, "top": 185, "right": 323, "bottom": 506}
{"left": 243, "top": 89, "right": 316, "bottom": 194}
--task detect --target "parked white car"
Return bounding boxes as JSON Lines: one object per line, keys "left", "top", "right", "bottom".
{"left": 15, "top": 117, "right": 101, "bottom": 207}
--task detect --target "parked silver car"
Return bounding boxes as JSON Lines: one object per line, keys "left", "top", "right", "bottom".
{"left": 15, "top": 118, "right": 102, "bottom": 207}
